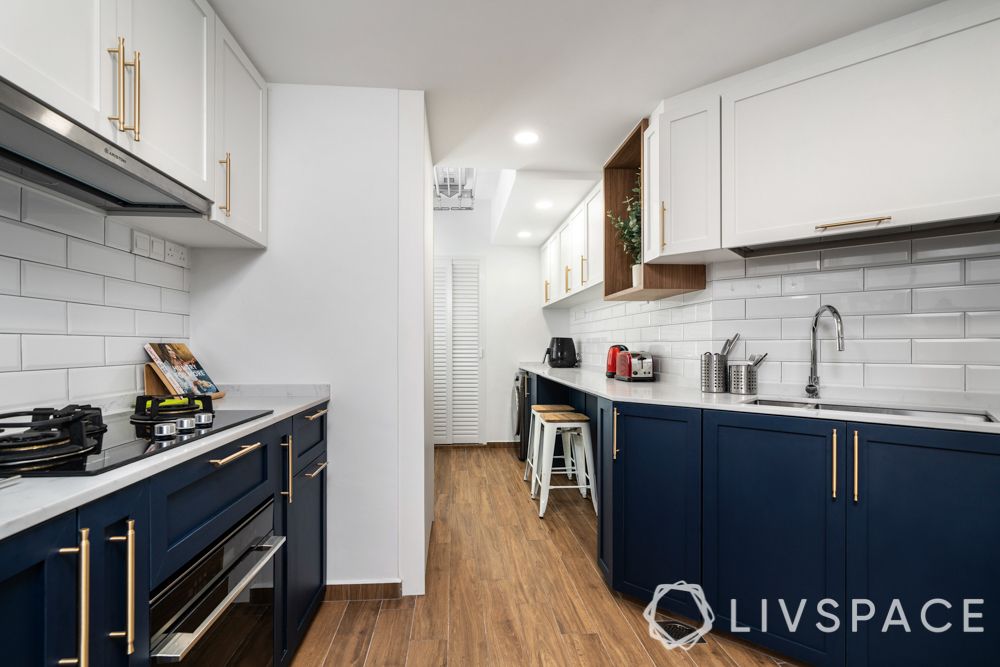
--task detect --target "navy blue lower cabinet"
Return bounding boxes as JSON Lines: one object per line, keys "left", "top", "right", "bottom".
{"left": 612, "top": 402, "right": 702, "bottom": 619}
{"left": 0, "top": 511, "right": 78, "bottom": 665}
{"left": 79, "top": 483, "right": 151, "bottom": 667}
{"left": 285, "top": 453, "right": 328, "bottom": 655}
{"left": 595, "top": 398, "right": 614, "bottom": 584}
{"left": 846, "top": 423, "right": 1000, "bottom": 666}
{"left": 703, "top": 411, "right": 846, "bottom": 667}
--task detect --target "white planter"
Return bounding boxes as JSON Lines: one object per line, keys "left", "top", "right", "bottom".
{"left": 631, "top": 263, "right": 642, "bottom": 288}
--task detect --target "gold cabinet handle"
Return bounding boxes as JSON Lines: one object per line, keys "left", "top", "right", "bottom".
{"left": 281, "top": 436, "right": 294, "bottom": 504}
{"left": 107, "top": 520, "right": 135, "bottom": 655}
{"left": 564, "top": 265, "right": 571, "bottom": 292}
{"left": 218, "top": 152, "right": 232, "bottom": 217}
{"left": 544, "top": 280, "right": 550, "bottom": 303}
{"left": 305, "top": 408, "right": 328, "bottom": 422}
{"left": 58, "top": 528, "right": 91, "bottom": 667}
{"left": 122, "top": 50, "right": 141, "bottom": 141}
{"left": 580, "top": 255, "right": 587, "bottom": 284}
{"left": 612, "top": 408, "right": 619, "bottom": 460}
{"left": 832, "top": 429, "right": 837, "bottom": 500}
{"left": 306, "top": 461, "right": 328, "bottom": 478}
{"left": 815, "top": 216, "right": 891, "bottom": 232}
{"left": 660, "top": 201, "right": 667, "bottom": 248}
{"left": 209, "top": 442, "right": 262, "bottom": 467}
{"left": 853, "top": 430, "right": 859, "bottom": 503}
{"left": 107, "top": 37, "right": 126, "bottom": 131}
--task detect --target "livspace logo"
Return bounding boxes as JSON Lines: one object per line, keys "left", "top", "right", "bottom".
{"left": 644, "top": 583, "right": 985, "bottom": 651}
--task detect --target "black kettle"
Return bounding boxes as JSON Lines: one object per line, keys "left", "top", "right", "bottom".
{"left": 543, "top": 337, "right": 577, "bottom": 368}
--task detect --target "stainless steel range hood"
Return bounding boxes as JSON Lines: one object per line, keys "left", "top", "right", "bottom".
{"left": 0, "top": 77, "right": 211, "bottom": 216}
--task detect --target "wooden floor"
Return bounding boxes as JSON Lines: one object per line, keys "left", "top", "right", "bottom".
{"left": 293, "top": 446, "right": 796, "bottom": 667}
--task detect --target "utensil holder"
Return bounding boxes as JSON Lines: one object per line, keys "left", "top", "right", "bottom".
{"left": 701, "top": 353, "right": 728, "bottom": 393}
{"left": 728, "top": 363, "right": 758, "bottom": 395}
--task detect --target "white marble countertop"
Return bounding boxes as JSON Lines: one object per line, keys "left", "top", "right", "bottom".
{"left": 0, "top": 385, "right": 330, "bottom": 541}
{"left": 520, "top": 363, "right": 1000, "bottom": 436}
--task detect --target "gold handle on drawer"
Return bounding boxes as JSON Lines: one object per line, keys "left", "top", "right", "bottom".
{"left": 122, "top": 50, "right": 140, "bottom": 141}
{"left": 107, "top": 37, "right": 126, "bottom": 131}
{"left": 853, "top": 430, "right": 859, "bottom": 503}
{"left": 305, "top": 408, "right": 328, "bottom": 422}
{"left": 612, "top": 408, "right": 619, "bottom": 460}
{"left": 107, "top": 520, "right": 135, "bottom": 655}
{"left": 209, "top": 442, "right": 262, "bottom": 467}
{"left": 832, "top": 429, "right": 837, "bottom": 500}
{"left": 281, "top": 436, "right": 294, "bottom": 504}
{"left": 218, "top": 152, "right": 232, "bottom": 217}
{"left": 544, "top": 280, "right": 550, "bottom": 302}
{"left": 564, "top": 265, "right": 571, "bottom": 292}
{"left": 306, "top": 461, "right": 328, "bottom": 478}
{"left": 580, "top": 255, "right": 587, "bottom": 284}
{"left": 660, "top": 201, "right": 667, "bottom": 248}
{"left": 58, "top": 528, "right": 91, "bottom": 667}
{"left": 815, "top": 216, "right": 891, "bottom": 232}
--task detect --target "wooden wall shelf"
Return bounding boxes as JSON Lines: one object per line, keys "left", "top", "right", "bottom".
{"left": 603, "top": 119, "right": 706, "bottom": 301}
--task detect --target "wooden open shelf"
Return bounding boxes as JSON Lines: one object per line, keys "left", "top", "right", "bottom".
{"left": 602, "top": 119, "right": 706, "bottom": 301}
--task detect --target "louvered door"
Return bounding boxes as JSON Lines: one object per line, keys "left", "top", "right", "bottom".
{"left": 432, "top": 258, "right": 483, "bottom": 444}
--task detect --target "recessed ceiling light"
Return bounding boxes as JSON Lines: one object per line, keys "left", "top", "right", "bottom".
{"left": 535, "top": 200, "right": 553, "bottom": 210}
{"left": 514, "top": 130, "right": 539, "bottom": 145}
{"left": 517, "top": 231, "right": 532, "bottom": 239}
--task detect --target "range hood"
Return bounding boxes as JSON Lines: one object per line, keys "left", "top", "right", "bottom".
{"left": 0, "top": 77, "right": 211, "bottom": 216}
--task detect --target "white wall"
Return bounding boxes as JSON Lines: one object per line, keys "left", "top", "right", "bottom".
{"left": 0, "top": 174, "right": 191, "bottom": 413}
{"left": 191, "top": 84, "right": 430, "bottom": 592}
{"left": 435, "top": 207, "right": 565, "bottom": 442}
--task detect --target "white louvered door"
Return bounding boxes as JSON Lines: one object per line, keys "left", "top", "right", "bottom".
{"left": 432, "top": 258, "right": 484, "bottom": 444}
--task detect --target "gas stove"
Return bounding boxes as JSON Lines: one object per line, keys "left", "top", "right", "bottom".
{"left": 0, "top": 395, "right": 272, "bottom": 477}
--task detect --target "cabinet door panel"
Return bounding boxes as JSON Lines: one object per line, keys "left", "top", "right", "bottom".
{"left": 641, "top": 120, "right": 660, "bottom": 262}
{"left": 286, "top": 455, "right": 327, "bottom": 650}
{"left": 847, "top": 424, "right": 1000, "bottom": 666}
{"left": 703, "top": 411, "right": 846, "bottom": 667}
{"left": 595, "top": 398, "right": 614, "bottom": 583}
{"left": 585, "top": 186, "right": 604, "bottom": 285}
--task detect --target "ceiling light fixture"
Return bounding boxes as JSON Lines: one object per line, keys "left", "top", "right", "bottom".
{"left": 517, "top": 231, "right": 532, "bottom": 239}
{"left": 535, "top": 200, "right": 553, "bottom": 210}
{"left": 514, "top": 130, "right": 539, "bottom": 145}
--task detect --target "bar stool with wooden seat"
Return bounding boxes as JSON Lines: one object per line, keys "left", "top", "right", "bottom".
{"left": 523, "top": 404, "right": 576, "bottom": 495}
{"left": 532, "top": 411, "right": 597, "bottom": 518}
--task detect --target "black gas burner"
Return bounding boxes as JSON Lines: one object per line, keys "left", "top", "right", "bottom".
{"left": 131, "top": 393, "right": 215, "bottom": 438}
{"left": 0, "top": 405, "right": 108, "bottom": 474}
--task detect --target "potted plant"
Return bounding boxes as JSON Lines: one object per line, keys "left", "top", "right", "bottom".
{"left": 608, "top": 172, "right": 643, "bottom": 287}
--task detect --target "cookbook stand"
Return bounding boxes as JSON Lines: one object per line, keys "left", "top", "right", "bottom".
{"left": 143, "top": 363, "right": 226, "bottom": 400}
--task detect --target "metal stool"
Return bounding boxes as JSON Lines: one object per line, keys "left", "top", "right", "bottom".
{"left": 523, "top": 404, "right": 576, "bottom": 495}
{"left": 532, "top": 412, "right": 596, "bottom": 518}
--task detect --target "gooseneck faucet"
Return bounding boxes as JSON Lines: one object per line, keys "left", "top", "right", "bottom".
{"left": 805, "top": 305, "right": 845, "bottom": 399}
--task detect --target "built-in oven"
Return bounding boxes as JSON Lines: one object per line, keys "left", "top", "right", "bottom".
{"left": 149, "top": 500, "right": 284, "bottom": 665}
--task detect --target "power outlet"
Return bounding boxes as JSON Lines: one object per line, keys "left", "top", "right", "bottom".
{"left": 165, "top": 241, "right": 189, "bottom": 268}
{"left": 132, "top": 230, "right": 150, "bottom": 257}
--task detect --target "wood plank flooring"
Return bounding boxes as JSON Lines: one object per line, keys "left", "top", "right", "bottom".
{"left": 292, "top": 446, "right": 797, "bottom": 666}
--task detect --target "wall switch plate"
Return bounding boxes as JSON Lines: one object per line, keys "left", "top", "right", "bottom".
{"left": 165, "top": 241, "right": 189, "bottom": 268}
{"left": 149, "top": 237, "right": 165, "bottom": 261}
{"left": 132, "top": 230, "right": 151, "bottom": 257}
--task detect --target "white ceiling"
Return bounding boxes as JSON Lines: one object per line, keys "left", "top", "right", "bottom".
{"left": 491, "top": 171, "right": 601, "bottom": 245}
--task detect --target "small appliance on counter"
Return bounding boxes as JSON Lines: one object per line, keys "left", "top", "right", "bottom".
{"left": 606, "top": 344, "right": 628, "bottom": 378}
{"left": 615, "top": 350, "right": 654, "bottom": 382}
{"left": 543, "top": 337, "right": 578, "bottom": 368}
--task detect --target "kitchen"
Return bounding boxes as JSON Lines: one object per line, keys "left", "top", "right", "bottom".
{"left": 1, "top": 0, "right": 999, "bottom": 665}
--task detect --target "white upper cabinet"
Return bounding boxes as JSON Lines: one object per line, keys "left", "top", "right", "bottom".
{"left": 212, "top": 18, "right": 267, "bottom": 246}
{"left": 120, "top": 0, "right": 215, "bottom": 197}
{"left": 722, "top": 4, "right": 1000, "bottom": 248}
{"left": 540, "top": 237, "right": 558, "bottom": 306}
{"left": 0, "top": 0, "right": 118, "bottom": 140}
{"left": 641, "top": 117, "right": 660, "bottom": 263}
{"left": 540, "top": 182, "right": 604, "bottom": 308}
{"left": 566, "top": 207, "right": 586, "bottom": 293}
{"left": 584, "top": 184, "right": 604, "bottom": 285}
{"left": 558, "top": 222, "right": 574, "bottom": 299}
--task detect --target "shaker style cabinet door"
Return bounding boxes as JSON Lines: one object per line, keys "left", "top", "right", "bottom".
{"left": 285, "top": 454, "right": 328, "bottom": 653}
{"left": 641, "top": 117, "right": 660, "bottom": 263}
{"left": 584, "top": 185, "right": 604, "bottom": 285}
{"left": 213, "top": 16, "right": 268, "bottom": 247}
{"left": 0, "top": 0, "right": 119, "bottom": 140}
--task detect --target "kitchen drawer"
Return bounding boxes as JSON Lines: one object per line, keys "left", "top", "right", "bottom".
{"left": 291, "top": 403, "right": 328, "bottom": 473}
{"left": 149, "top": 425, "right": 280, "bottom": 587}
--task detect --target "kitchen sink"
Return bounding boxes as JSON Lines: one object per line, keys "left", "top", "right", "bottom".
{"left": 745, "top": 399, "right": 997, "bottom": 424}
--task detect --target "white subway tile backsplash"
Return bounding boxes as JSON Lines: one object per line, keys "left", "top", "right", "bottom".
{"left": 747, "top": 251, "right": 819, "bottom": 276}
{"left": 913, "top": 339, "right": 1000, "bottom": 365}
{"left": 966, "top": 366, "right": 1000, "bottom": 393}
{"left": 966, "top": 312, "right": 1000, "bottom": 338}
{"left": 745, "top": 339, "right": 811, "bottom": 362}
{"left": 713, "top": 276, "right": 780, "bottom": 300}
{"left": 912, "top": 285, "right": 998, "bottom": 313}
{"left": 21, "top": 335, "right": 105, "bottom": 370}
{"left": 820, "top": 241, "right": 910, "bottom": 270}
{"left": 135, "top": 256, "right": 184, "bottom": 289}
{"left": 68, "top": 238, "right": 134, "bottom": 280}
{"left": 0, "top": 177, "right": 18, "bottom": 220}
{"left": 105, "top": 337, "right": 152, "bottom": 365}
{"left": 712, "top": 319, "right": 781, "bottom": 341}
{"left": 711, "top": 299, "right": 745, "bottom": 321}
{"left": 781, "top": 362, "right": 863, "bottom": 387}
{"left": 0, "top": 257, "right": 18, "bottom": 295}
{"left": 660, "top": 324, "right": 685, "bottom": 341}
{"left": 912, "top": 230, "right": 1000, "bottom": 262}
{"left": 68, "top": 365, "right": 136, "bottom": 400}
{"left": 136, "top": 311, "right": 184, "bottom": 337}
{"left": 864, "top": 364, "right": 964, "bottom": 391}
{"left": 864, "top": 261, "right": 963, "bottom": 290}
{"left": 670, "top": 305, "right": 698, "bottom": 324}
{"left": 21, "top": 262, "right": 104, "bottom": 304}
{"left": 745, "top": 295, "right": 820, "bottom": 319}
{"left": 21, "top": 188, "right": 104, "bottom": 243}
{"left": 706, "top": 260, "right": 745, "bottom": 281}
{"left": 780, "top": 316, "right": 864, "bottom": 340}
{"left": 105, "top": 278, "right": 160, "bottom": 311}
{"left": 104, "top": 219, "right": 133, "bottom": 251}
{"left": 864, "top": 313, "right": 964, "bottom": 339}
{"left": 68, "top": 304, "right": 134, "bottom": 336}
{"left": 0, "top": 217, "right": 67, "bottom": 266}
{"left": 0, "top": 334, "right": 19, "bottom": 371}
{"left": 782, "top": 269, "right": 862, "bottom": 295}
{"left": 0, "top": 369, "right": 68, "bottom": 407}
{"left": 0, "top": 296, "right": 66, "bottom": 334}
{"left": 966, "top": 258, "right": 1000, "bottom": 285}
{"left": 683, "top": 322, "right": 712, "bottom": 340}
{"left": 824, "top": 290, "right": 910, "bottom": 315}
{"left": 821, "top": 339, "right": 910, "bottom": 363}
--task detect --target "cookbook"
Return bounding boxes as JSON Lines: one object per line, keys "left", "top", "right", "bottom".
{"left": 144, "top": 343, "right": 220, "bottom": 396}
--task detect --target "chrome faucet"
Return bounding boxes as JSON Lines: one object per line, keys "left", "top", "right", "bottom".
{"left": 805, "top": 305, "right": 845, "bottom": 399}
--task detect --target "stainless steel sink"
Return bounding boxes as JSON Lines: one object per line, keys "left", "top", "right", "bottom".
{"left": 745, "top": 399, "right": 996, "bottom": 424}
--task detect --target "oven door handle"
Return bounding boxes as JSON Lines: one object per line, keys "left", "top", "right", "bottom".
{"left": 150, "top": 535, "right": 285, "bottom": 663}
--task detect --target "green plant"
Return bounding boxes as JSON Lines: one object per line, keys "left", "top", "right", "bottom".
{"left": 608, "top": 171, "right": 642, "bottom": 266}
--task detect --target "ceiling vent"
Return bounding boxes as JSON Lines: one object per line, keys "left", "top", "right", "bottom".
{"left": 434, "top": 167, "right": 476, "bottom": 210}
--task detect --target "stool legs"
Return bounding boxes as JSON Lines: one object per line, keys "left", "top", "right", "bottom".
{"left": 522, "top": 411, "right": 536, "bottom": 482}
{"left": 530, "top": 415, "right": 544, "bottom": 498}
{"left": 538, "top": 423, "right": 557, "bottom": 516}
{"left": 580, "top": 425, "right": 598, "bottom": 515}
